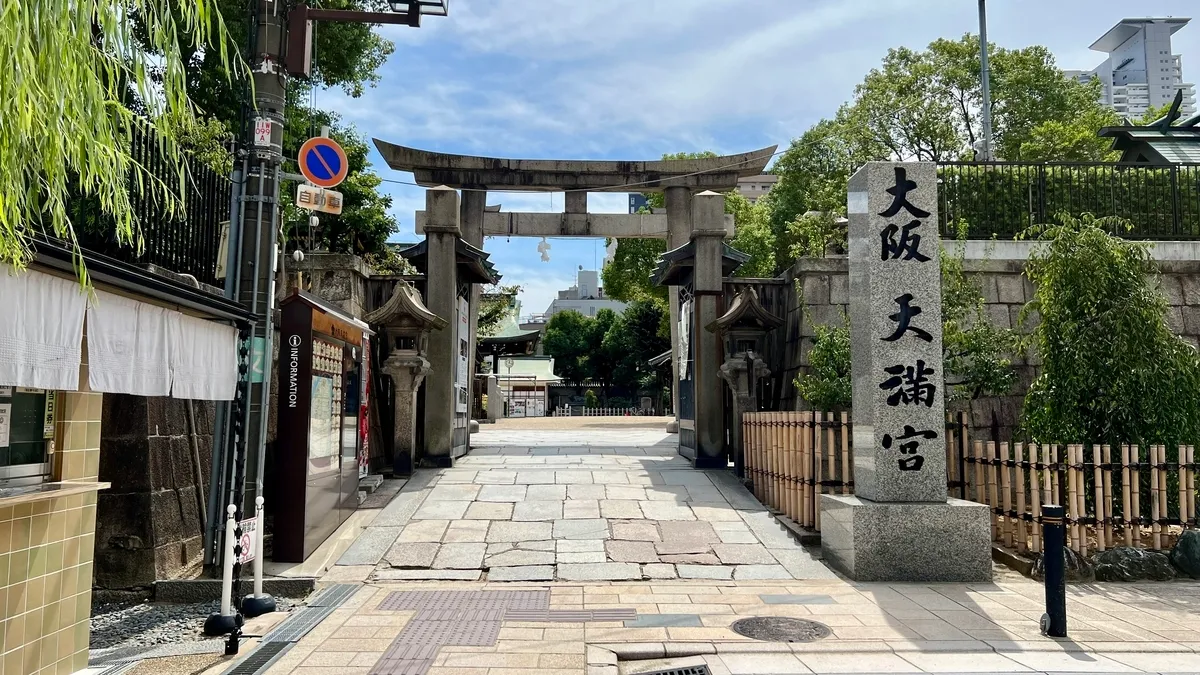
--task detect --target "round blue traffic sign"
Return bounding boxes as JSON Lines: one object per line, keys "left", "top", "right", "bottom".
{"left": 298, "top": 137, "right": 348, "bottom": 188}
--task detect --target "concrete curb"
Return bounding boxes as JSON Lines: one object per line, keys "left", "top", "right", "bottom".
{"left": 153, "top": 577, "right": 316, "bottom": 603}
{"left": 591, "top": 639, "right": 1200, "bottom": 660}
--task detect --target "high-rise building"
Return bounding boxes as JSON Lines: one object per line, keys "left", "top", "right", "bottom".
{"left": 1065, "top": 18, "right": 1196, "bottom": 119}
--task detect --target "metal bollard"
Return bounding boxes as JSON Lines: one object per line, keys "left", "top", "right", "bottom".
{"left": 242, "top": 496, "right": 277, "bottom": 617}
{"left": 1040, "top": 504, "right": 1068, "bottom": 638}
{"left": 203, "top": 505, "right": 244, "bottom": 637}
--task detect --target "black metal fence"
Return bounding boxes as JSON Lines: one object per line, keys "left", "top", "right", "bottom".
{"left": 937, "top": 162, "right": 1200, "bottom": 240}
{"left": 71, "top": 125, "right": 232, "bottom": 287}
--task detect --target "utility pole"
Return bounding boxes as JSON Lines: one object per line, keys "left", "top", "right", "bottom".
{"left": 208, "top": 0, "right": 450, "bottom": 571}
{"left": 978, "top": 0, "right": 995, "bottom": 161}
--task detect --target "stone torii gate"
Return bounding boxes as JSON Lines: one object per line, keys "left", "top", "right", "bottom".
{"left": 374, "top": 140, "right": 775, "bottom": 466}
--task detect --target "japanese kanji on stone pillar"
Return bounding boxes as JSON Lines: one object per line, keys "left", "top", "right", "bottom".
{"left": 820, "top": 162, "right": 992, "bottom": 582}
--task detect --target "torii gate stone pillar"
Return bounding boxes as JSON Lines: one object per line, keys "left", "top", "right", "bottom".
{"left": 664, "top": 186, "right": 692, "bottom": 433}
{"left": 422, "top": 186, "right": 461, "bottom": 466}
{"left": 690, "top": 191, "right": 729, "bottom": 467}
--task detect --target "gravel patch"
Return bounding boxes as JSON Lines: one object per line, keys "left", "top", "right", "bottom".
{"left": 89, "top": 597, "right": 296, "bottom": 653}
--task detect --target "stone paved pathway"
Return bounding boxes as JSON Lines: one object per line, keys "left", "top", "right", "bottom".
{"left": 341, "top": 428, "right": 833, "bottom": 582}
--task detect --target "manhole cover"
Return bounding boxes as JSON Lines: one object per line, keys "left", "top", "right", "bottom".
{"left": 730, "top": 617, "right": 831, "bottom": 642}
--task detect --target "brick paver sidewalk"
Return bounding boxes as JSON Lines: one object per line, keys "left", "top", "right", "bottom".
{"left": 264, "top": 576, "right": 1200, "bottom": 674}
{"left": 259, "top": 424, "right": 1200, "bottom": 675}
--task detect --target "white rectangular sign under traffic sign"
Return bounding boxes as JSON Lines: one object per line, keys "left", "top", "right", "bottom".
{"left": 295, "top": 184, "right": 343, "bottom": 215}
{"left": 238, "top": 517, "right": 257, "bottom": 564}
{"left": 253, "top": 118, "right": 273, "bottom": 146}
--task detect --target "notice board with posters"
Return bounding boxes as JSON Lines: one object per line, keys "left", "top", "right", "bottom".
{"left": 274, "top": 291, "right": 371, "bottom": 563}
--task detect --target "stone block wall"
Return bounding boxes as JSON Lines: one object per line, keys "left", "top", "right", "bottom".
{"left": 777, "top": 255, "right": 1200, "bottom": 441}
{"left": 289, "top": 252, "right": 373, "bottom": 318}
{"left": 95, "top": 396, "right": 214, "bottom": 588}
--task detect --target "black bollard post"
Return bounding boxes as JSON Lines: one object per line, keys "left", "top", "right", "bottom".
{"left": 1040, "top": 504, "right": 1068, "bottom": 638}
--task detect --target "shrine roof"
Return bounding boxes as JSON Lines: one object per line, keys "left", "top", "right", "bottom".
{"left": 492, "top": 356, "right": 561, "bottom": 383}
{"left": 372, "top": 141, "right": 777, "bottom": 192}
{"left": 398, "top": 237, "right": 501, "bottom": 285}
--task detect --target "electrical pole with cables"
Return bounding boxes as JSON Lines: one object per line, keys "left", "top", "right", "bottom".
{"left": 978, "top": 0, "right": 995, "bottom": 161}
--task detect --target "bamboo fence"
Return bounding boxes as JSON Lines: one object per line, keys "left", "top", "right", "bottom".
{"left": 741, "top": 412, "right": 1199, "bottom": 554}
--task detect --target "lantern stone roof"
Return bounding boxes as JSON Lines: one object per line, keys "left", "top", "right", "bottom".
{"left": 372, "top": 141, "right": 777, "bottom": 192}
{"left": 649, "top": 240, "right": 749, "bottom": 287}
{"left": 706, "top": 287, "right": 783, "bottom": 334}
{"left": 364, "top": 280, "right": 447, "bottom": 330}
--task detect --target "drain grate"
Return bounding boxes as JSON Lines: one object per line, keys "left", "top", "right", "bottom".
{"left": 223, "top": 642, "right": 292, "bottom": 675}
{"left": 306, "top": 583, "right": 361, "bottom": 607}
{"left": 633, "top": 666, "right": 711, "bottom": 675}
{"left": 730, "top": 616, "right": 831, "bottom": 642}
{"left": 260, "top": 605, "right": 337, "bottom": 643}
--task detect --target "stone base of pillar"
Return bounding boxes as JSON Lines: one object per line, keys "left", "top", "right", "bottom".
{"left": 425, "top": 455, "right": 455, "bottom": 468}
{"left": 665, "top": 420, "right": 679, "bottom": 433}
{"left": 819, "top": 494, "right": 992, "bottom": 582}
{"left": 692, "top": 454, "right": 726, "bottom": 469}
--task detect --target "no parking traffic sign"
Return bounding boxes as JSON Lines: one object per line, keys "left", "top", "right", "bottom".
{"left": 298, "top": 136, "right": 349, "bottom": 188}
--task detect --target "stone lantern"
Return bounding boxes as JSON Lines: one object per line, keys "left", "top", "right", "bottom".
{"left": 706, "top": 287, "right": 783, "bottom": 477}
{"left": 364, "top": 280, "right": 448, "bottom": 476}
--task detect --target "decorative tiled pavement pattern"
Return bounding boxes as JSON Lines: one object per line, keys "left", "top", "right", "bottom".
{"left": 369, "top": 589, "right": 636, "bottom": 675}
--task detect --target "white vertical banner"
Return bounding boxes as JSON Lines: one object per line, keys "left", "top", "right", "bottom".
{"left": 456, "top": 297, "right": 469, "bottom": 412}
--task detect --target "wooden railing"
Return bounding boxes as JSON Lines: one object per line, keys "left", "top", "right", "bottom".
{"left": 741, "top": 412, "right": 1199, "bottom": 554}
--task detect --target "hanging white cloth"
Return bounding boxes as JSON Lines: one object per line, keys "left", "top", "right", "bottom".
{"left": 170, "top": 313, "right": 239, "bottom": 400}
{"left": 0, "top": 266, "right": 88, "bottom": 390}
{"left": 85, "top": 290, "right": 172, "bottom": 396}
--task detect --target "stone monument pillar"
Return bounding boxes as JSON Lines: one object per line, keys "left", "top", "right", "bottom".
{"left": 820, "top": 162, "right": 991, "bottom": 582}
{"left": 486, "top": 374, "right": 501, "bottom": 422}
{"left": 690, "top": 190, "right": 727, "bottom": 468}
{"left": 664, "top": 186, "right": 692, "bottom": 433}
{"left": 422, "top": 186, "right": 461, "bottom": 466}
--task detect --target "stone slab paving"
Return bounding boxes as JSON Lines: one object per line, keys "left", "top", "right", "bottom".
{"left": 359, "top": 428, "right": 835, "bottom": 582}
{"left": 265, "top": 577, "right": 1200, "bottom": 675}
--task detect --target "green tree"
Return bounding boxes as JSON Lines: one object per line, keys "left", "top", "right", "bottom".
{"left": 786, "top": 211, "right": 846, "bottom": 261}
{"left": 1, "top": 0, "right": 239, "bottom": 281}
{"left": 477, "top": 284, "right": 522, "bottom": 338}
{"left": 606, "top": 299, "right": 671, "bottom": 391}
{"left": 726, "top": 192, "right": 777, "bottom": 277}
{"left": 1016, "top": 107, "right": 1120, "bottom": 162}
{"left": 603, "top": 152, "right": 720, "bottom": 302}
{"left": 940, "top": 225, "right": 1020, "bottom": 401}
{"left": 602, "top": 238, "right": 668, "bottom": 303}
{"left": 1021, "top": 213, "right": 1200, "bottom": 446}
{"left": 842, "top": 35, "right": 1115, "bottom": 162}
{"left": 588, "top": 308, "right": 621, "bottom": 395}
{"left": 794, "top": 320, "right": 852, "bottom": 410}
{"left": 543, "top": 310, "right": 594, "bottom": 386}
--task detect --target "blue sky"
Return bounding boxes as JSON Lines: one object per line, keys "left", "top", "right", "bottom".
{"left": 317, "top": 0, "right": 1200, "bottom": 316}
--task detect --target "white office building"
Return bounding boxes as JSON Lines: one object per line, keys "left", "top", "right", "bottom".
{"left": 1065, "top": 18, "right": 1196, "bottom": 119}
{"left": 537, "top": 268, "right": 627, "bottom": 321}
